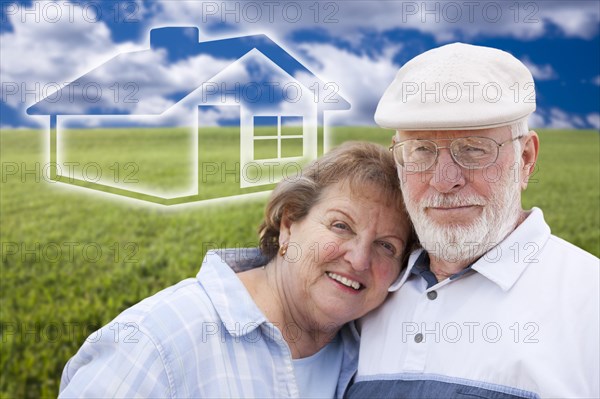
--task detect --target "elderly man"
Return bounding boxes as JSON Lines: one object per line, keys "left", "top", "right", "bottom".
{"left": 347, "top": 43, "right": 599, "bottom": 398}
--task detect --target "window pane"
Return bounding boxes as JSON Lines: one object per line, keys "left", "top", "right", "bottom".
{"left": 281, "top": 138, "right": 303, "bottom": 158}
{"left": 254, "top": 139, "right": 278, "bottom": 159}
{"left": 254, "top": 116, "right": 277, "bottom": 136}
{"left": 281, "top": 116, "right": 303, "bottom": 136}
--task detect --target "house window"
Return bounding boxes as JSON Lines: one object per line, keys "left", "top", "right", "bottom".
{"left": 253, "top": 116, "right": 303, "bottom": 160}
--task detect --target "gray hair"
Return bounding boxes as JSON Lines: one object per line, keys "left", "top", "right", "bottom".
{"left": 508, "top": 119, "right": 529, "bottom": 159}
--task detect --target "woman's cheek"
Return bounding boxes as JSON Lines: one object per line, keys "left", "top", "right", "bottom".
{"left": 379, "top": 262, "right": 400, "bottom": 285}
{"left": 321, "top": 239, "right": 342, "bottom": 261}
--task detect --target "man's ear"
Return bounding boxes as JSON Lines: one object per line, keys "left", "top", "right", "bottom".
{"left": 520, "top": 130, "right": 540, "bottom": 190}
{"left": 278, "top": 209, "right": 293, "bottom": 246}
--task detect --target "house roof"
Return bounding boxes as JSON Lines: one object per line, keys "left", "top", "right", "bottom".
{"left": 27, "top": 27, "right": 350, "bottom": 116}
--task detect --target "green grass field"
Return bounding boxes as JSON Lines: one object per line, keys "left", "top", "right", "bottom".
{"left": 1, "top": 127, "right": 599, "bottom": 398}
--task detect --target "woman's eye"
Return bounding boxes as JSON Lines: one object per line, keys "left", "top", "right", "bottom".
{"left": 377, "top": 241, "right": 396, "bottom": 255}
{"left": 332, "top": 221, "right": 350, "bottom": 231}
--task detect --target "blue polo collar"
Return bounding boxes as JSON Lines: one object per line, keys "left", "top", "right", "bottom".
{"left": 409, "top": 251, "right": 475, "bottom": 289}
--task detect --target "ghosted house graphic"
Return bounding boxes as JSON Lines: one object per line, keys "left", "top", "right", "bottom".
{"left": 27, "top": 27, "right": 350, "bottom": 205}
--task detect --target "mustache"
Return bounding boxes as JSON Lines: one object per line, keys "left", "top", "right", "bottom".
{"left": 421, "top": 194, "right": 487, "bottom": 208}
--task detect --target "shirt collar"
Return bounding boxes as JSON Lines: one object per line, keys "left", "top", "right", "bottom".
{"left": 471, "top": 207, "right": 550, "bottom": 291}
{"left": 196, "top": 249, "right": 268, "bottom": 337}
{"left": 214, "top": 247, "right": 270, "bottom": 272}
{"left": 388, "top": 207, "right": 550, "bottom": 292}
{"left": 389, "top": 250, "right": 423, "bottom": 292}
{"left": 410, "top": 252, "right": 439, "bottom": 285}
{"left": 199, "top": 248, "right": 360, "bottom": 396}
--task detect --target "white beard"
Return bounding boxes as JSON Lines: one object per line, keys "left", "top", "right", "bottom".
{"left": 401, "top": 168, "right": 522, "bottom": 264}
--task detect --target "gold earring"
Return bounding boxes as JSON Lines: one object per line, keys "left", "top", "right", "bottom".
{"left": 279, "top": 243, "right": 288, "bottom": 256}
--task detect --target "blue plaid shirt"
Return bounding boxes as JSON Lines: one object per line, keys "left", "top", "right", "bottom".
{"left": 59, "top": 249, "right": 359, "bottom": 398}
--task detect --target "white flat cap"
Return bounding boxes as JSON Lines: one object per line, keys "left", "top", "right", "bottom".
{"left": 375, "top": 42, "right": 536, "bottom": 130}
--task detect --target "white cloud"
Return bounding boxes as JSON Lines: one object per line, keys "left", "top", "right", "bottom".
{"left": 1, "top": 3, "right": 141, "bottom": 93}
{"left": 0, "top": 124, "right": 29, "bottom": 130}
{"left": 521, "top": 57, "right": 558, "bottom": 80}
{"left": 593, "top": 76, "right": 600, "bottom": 86}
{"left": 0, "top": 1, "right": 142, "bottom": 127}
{"left": 555, "top": 108, "right": 587, "bottom": 129}
{"left": 547, "top": 108, "right": 579, "bottom": 129}
{"left": 532, "top": 107, "right": 591, "bottom": 129}
{"left": 294, "top": 43, "right": 401, "bottom": 125}
{"left": 325, "top": 1, "right": 547, "bottom": 42}
{"left": 539, "top": 2, "right": 600, "bottom": 40}
{"left": 586, "top": 113, "right": 600, "bottom": 130}
{"left": 3, "top": 0, "right": 598, "bottom": 131}
{"left": 148, "top": 1, "right": 599, "bottom": 44}
{"left": 131, "top": 95, "right": 176, "bottom": 115}
{"left": 527, "top": 112, "right": 545, "bottom": 129}
{"left": 196, "top": 104, "right": 242, "bottom": 126}
{"left": 0, "top": 2, "right": 237, "bottom": 126}
{"left": 81, "top": 50, "right": 236, "bottom": 116}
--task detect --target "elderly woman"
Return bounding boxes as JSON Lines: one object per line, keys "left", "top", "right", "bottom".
{"left": 58, "top": 142, "right": 413, "bottom": 398}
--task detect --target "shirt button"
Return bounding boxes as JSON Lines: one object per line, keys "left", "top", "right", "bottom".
{"left": 427, "top": 291, "right": 438, "bottom": 300}
{"left": 414, "top": 333, "right": 423, "bottom": 343}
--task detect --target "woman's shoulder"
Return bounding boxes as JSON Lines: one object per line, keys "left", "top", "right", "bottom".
{"left": 99, "top": 249, "right": 266, "bottom": 350}
{"left": 59, "top": 278, "right": 216, "bottom": 398}
{"left": 113, "top": 250, "right": 247, "bottom": 329}
{"left": 113, "top": 277, "right": 218, "bottom": 334}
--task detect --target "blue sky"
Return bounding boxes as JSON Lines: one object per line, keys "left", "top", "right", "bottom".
{"left": 1, "top": 0, "right": 599, "bottom": 129}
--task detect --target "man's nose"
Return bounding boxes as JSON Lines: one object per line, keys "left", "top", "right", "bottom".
{"left": 429, "top": 148, "right": 466, "bottom": 194}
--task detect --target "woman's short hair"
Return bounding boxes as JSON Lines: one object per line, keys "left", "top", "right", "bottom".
{"left": 258, "top": 141, "right": 413, "bottom": 259}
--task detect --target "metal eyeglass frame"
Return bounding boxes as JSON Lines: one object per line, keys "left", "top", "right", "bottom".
{"left": 388, "top": 135, "right": 525, "bottom": 170}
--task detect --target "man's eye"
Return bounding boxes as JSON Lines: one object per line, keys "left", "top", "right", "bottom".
{"left": 414, "top": 146, "right": 434, "bottom": 153}
{"left": 464, "top": 146, "right": 486, "bottom": 153}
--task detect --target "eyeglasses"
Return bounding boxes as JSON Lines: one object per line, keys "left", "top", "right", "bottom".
{"left": 389, "top": 136, "right": 524, "bottom": 171}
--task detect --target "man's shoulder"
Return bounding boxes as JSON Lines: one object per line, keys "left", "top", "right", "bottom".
{"left": 524, "top": 208, "right": 597, "bottom": 268}
{"left": 545, "top": 234, "right": 599, "bottom": 269}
